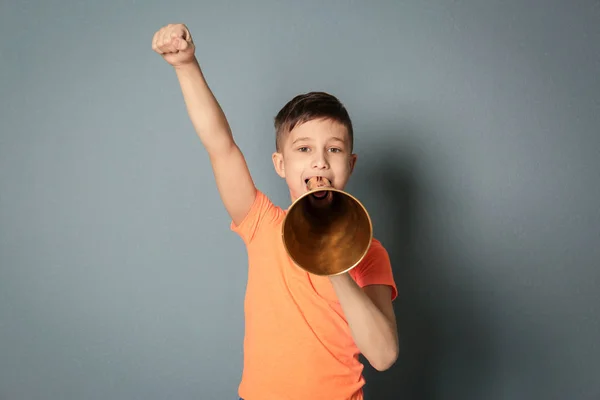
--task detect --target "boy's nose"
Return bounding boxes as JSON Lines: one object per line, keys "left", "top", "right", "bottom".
{"left": 311, "top": 152, "right": 329, "bottom": 169}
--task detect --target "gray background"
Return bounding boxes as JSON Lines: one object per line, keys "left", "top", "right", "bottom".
{"left": 1, "top": 0, "right": 599, "bottom": 399}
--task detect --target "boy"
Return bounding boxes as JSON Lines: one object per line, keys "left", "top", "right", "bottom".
{"left": 152, "top": 23, "right": 399, "bottom": 400}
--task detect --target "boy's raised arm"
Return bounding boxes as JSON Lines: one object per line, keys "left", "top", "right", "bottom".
{"left": 152, "top": 23, "right": 256, "bottom": 226}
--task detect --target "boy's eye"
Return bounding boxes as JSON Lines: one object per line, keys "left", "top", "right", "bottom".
{"left": 297, "top": 147, "right": 342, "bottom": 153}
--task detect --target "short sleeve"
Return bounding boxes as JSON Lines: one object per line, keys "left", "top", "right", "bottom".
{"left": 230, "top": 190, "right": 281, "bottom": 244}
{"left": 350, "top": 239, "right": 398, "bottom": 301}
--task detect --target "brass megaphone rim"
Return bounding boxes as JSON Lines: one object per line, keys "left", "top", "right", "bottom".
{"left": 281, "top": 186, "right": 374, "bottom": 276}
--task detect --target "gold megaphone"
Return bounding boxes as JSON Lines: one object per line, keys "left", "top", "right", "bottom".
{"left": 282, "top": 177, "right": 373, "bottom": 276}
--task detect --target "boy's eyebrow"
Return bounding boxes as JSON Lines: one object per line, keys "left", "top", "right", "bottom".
{"left": 292, "top": 136, "right": 346, "bottom": 144}
{"left": 292, "top": 136, "right": 312, "bottom": 144}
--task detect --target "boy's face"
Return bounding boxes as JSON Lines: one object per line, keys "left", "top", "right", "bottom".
{"left": 272, "top": 118, "right": 357, "bottom": 203}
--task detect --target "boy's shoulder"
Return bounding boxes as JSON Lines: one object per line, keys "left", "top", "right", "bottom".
{"left": 369, "top": 237, "right": 387, "bottom": 250}
{"left": 350, "top": 236, "right": 397, "bottom": 299}
{"left": 362, "top": 237, "right": 391, "bottom": 266}
{"left": 230, "top": 189, "right": 285, "bottom": 243}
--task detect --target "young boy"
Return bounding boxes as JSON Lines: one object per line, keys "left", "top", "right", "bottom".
{"left": 152, "top": 23, "right": 399, "bottom": 400}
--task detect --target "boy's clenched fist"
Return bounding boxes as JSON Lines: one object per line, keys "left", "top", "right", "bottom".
{"left": 152, "top": 23, "right": 196, "bottom": 67}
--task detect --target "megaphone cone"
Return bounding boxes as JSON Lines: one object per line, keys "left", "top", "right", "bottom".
{"left": 282, "top": 177, "right": 373, "bottom": 276}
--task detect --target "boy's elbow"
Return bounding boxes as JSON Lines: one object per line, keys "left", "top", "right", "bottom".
{"left": 369, "top": 343, "right": 399, "bottom": 372}
{"left": 373, "top": 354, "right": 398, "bottom": 372}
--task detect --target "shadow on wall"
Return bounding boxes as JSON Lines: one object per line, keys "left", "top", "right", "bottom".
{"left": 351, "top": 132, "right": 495, "bottom": 400}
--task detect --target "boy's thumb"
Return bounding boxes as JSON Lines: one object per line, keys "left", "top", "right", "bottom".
{"left": 177, "top": 38, "right": 190, "bottom": 51}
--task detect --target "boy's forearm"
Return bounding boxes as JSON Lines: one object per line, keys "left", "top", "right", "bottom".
{"left": 329, "top": 274, "right": 398, "bottom": 371}
{"left": 174, "top": 59, "right": 234, "bottom": 154}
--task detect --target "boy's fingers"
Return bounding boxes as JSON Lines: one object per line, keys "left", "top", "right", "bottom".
{"left": 151, "top": 30, "right": 159, "bottom": 52}
{"left": 171, "top": 26, "right": 186, "bottom": 40}
{"left": 158, "top": 32, "right": 175, "bottom": 53}
{"left": 169, "top": 28, "right": 186, "bottom": 51}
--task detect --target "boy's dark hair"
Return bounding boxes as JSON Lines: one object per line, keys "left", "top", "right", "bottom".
{"left": 274, "top": 92, "right": 354, "bottom": 152}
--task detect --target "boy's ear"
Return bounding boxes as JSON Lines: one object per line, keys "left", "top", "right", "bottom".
{"left": 272, "top": 152, "right": 286, "bottom": 178}
{"left": 349, "top": 153, "right": 358, "bottom": 173}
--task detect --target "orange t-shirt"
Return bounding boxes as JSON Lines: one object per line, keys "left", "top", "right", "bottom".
{"left": 231, "top": 190, "right": 397, "bottom": 400}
